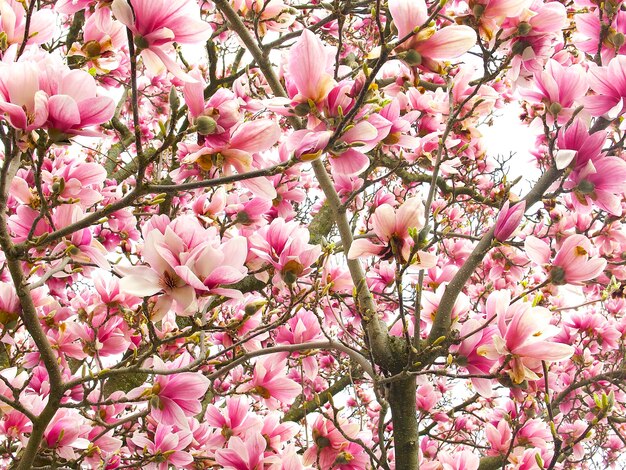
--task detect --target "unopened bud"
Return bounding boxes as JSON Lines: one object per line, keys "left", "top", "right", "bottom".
{"left": 196, "top": 116, "right": 217, "bottom": 135}
{"left": 548, "top": 102, "right": 562, "bottom": 116}
{"left": 472, "top": 3, "right": 485, "bottom": 18}
{"left": 401, "top": 49, "right": 422, "bottom": 66}
{"left": 517, "top": 22, "right": 532, "bottom": 36}
{"left": 134, "top": 35, "right": 149, "bottom": 51}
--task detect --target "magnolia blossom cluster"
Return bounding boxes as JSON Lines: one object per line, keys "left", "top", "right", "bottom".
{"left": 0, "top": 0, "right": 625, "bottom": 469}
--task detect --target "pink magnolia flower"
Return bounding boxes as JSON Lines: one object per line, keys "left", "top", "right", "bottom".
{"left": 119, "top": 216, "right": 209, "bottom": 318}
{"left": 286, "top": 29, "right": 335, "bottom": 105}
{"left": 525, "top": 234, "right": 607, "bottom": 285}
{"left": 68, "top": 8, "right": 126, "bottom": 74}
{"left": 389, "top": 0, "right": 476, "bottom": 70}
{"left": 0, "top": 0, "right": 55, "bottom": 47}
{"left": 240, "top": 353, "right": 302, "bottom": 409}
{"left": 129, "top": 424, "right": 193, "bottom": 470}
{"left": 249, "top": 218, "right": 321, "bottom": 285}
{"left": 183, "top": 119, "right": 281, "bottom": 174}
{"left": 204, "top": 396, "right": 259, "bottom": 445}
{"left": 494, "top": 200, "right": 526, "bottom": 242}
{"left": 477, "top": 291, "right": 574, "bottom": 384}
{"left": 174, "top": 236, "right": 248, "bottom": 299}
{"left": 586, "top": 56, "right": 626, "bottom": 118}
{"left": 576, "top": 11, "right": 626, "bottom": 64}
{"left": 183, "top": 72, "right": 241, "bottom": 146}
{"left": 0, "top": 61, "right": 48, "bottom": 131}
{"left": 348, "top": 196, "right": 436, "bottom": 267}
{"left": 130, "top": 355, "right": 209, "bottom": 428}
{"left": 438, "top": 450, "right": 480, "bottom": 470}
{"left": 521, "top": 59, "right": 588, "bottom": 124}
{"left": 555, "top": 119, "right": 606, "bottom": 172}
{"left": 566, "top": 156, "right": 626, "bottom": 216}
{"left": 112, "top": 0, "right": 211, "bottom": 80}
{"left": 302, "top": 414, "right": 366, "bottom": 469}
{"left": 276, "top": 310, "right": 323, "bottom": 379}
{"left": 44, "top": 409, "right": 91, "bottom": 461}
{"left": 43, "top": 68, "right": 116, "bottom": 137}
{"left": 451, "top": 318, "right": 497, "bottom": 397}
{"left": 215, "top": 432, "right": 272, "bottom": 470}
{"left": 328, "top": 115, "right": 392, "bottom": 176}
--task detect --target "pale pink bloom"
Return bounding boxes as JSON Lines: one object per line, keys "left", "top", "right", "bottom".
{"left": 183, "top": 72, "right": 241, "bottom": 146}
{"left": 438, "top": 450, "right": 480, "bottom": 470}
{"left": 0, "top": 61, "right": 48, "bottom": 131}
{"left": 184, "top": 119, "right": 281, "bottom": 174}
{"left": 566, "top": 156, "right": 626, "bottom": 216}
{"left": 261, "top": 412, "right": 299, "bottom": 452}
{"left": 44, "top": 68, "right": 116, "bottom": 136}
{"left": 586, "top": 56, "right": 626, "bottom": 118}
{"left": 477, "top": 291, "right": 574, "bottom": 384}
{"left": 485, "top": 420, "right": 513, "bottom": 454}
{"left": 328, "top": 115, "right": 392, "bottom": 176}
{"left": 131, "top": 355, "right": 209, "bottom": 428}
{"left": 0, "top": 367, "right": 28, "bottom": 414}
{"left": 451, "top": 318, "right": 497, "bottom": 397}
{"left": 0, "top": 0, "right": 55, "bottom": 46}
{"left": 286, "top": 129, "right": 332, "bottom": 162}
{"left": 249, "top": 218, "right": 321, "bottom": 285}
{"left": 276, "top": 310, "right": 323, "bottom": 379}
{"left": 174, "top": 236, "right": 248, "bottom": 298}
{"left": 416, "top": 383, "right": 440, "bottom": 413}
{"left": 349, "top": 197, "right": 436, "bottom": 267}
{"left": 130, "top": 424, "right": 193, "bottom": 470}
{"left": 0, "top": 282, "right": 20, "bottom": 326}
{"left": 49, "top": 204, "right": 111, "bottom": 271}
{"left": 494, "top": 200, "right": 526, "bottom": 242}
{"left": 233, "top": 0, "right": 295, "bottom": 34}
{"left": 521, "top": 59, "right": 588, "bottom": 124}
{"left": 287, "top": 29, "right": 335, "bottom": 105}
{"left": 268, "top": 443, "right": 312, "bottom": 470}
{"left": 241, "top": 353, "right": 302, "bottom": 409}
{"left": 119, "top": 216, "right": 209, "bottom": 318}
{"left": 44, "top": 409, "right": 91, "bottom": 461}
{"left": 575, "top": 11, "right": 626, "bottom": 64}
{"left": 421, "top": 283, "right": 470, "bottom": 326}
{"left": 469, "top": 0, "right": 530, "bottom": 38}
{"left": 112, "top": 0, "right": 211, "bottom": 80}
{"left": 525, "top": 234, "right": 607, "bottom": 285}
{"left": 302, "top": 415, "right": 369, "bottom": 470}
{"left": 204, "top": 396, "right": 259, "bottom": 445}
{"left": 389, "top": 0, "right": 476, "bottom": 70}
{"left": 215, "top": 432, "right": 272, "bottom": 470}
{"left": 55, "top": 0, "right": 93, "bottom": 14}
{"left": 68, "top": 8, "right": 126, "bottom": 74}
{"left": 556, "top": 119, "right": 606, "bottom": 172}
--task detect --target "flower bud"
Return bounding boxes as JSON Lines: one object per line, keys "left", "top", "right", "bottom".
{"left": 400, "top": 49, "right": 422, "bottom": 66}
{"left": 494, "top": 200, "right": 526, "bottom": 242}
{"left": 196, "top": 116, "right": 217, "bottom": 135}
{"left": 516, "top": 22, "right": 532, "bottom": 36}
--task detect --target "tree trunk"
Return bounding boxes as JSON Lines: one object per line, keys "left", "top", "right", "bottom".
{"left": 389, "top": 376, "right": 419, "bottom": 470}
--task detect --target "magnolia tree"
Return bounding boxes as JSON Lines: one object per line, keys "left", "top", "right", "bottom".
{"left": 2, "top": 0, "right": 626, "bottom": 468}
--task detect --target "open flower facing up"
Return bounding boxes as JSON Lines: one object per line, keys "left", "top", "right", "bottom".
{"left": 477, "top": 290, "right": 574, "bottom": 384}
{"left": 348, "top": 197, "right": 437, "bottom": 268}
{"left": 525, "top": 234, "right": 607, "bottom": 285}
